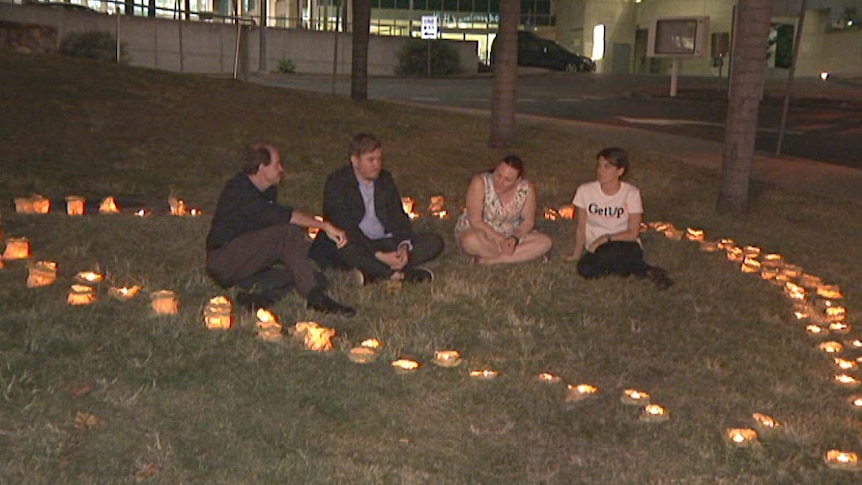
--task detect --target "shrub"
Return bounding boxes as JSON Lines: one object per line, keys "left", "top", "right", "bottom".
{"left": 59, "top": 30, "right": 127, "bottom": 63}
{"left": 396, "top": 39, "right": 461, "bottom": 76}
{"left": 277, "top": 57, "right": 296, "bottom": 74}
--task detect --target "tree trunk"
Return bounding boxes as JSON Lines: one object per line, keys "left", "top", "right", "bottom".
{"left": 717, "top": 0, "right": 775, "bottom": 214}
{"left": 489, "top": 0, "right": 519, "bottom": 147}
{"left": 351, "top": 0, "right": 372, "bottom": 101}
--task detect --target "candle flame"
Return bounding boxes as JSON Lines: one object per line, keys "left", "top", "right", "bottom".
{"left": 360, "top": 338, "right": 382, "bottom": 349}
{"left": 752, "top": 413, "right": 778, "bottom": 429}
{"left": 392, "top": 359, "right": 420, "bottom": 371}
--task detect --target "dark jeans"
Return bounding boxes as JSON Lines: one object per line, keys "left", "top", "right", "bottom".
{"left": 577, "top": 241, "right": 650, "bottom": 279}
{"left": 310, "top": 232, "right": 444, "bottom": 280}
{"left": 207, "top": 224, "right": 323, "bottom": 301}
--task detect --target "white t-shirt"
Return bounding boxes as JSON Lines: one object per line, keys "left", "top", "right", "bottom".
{"left": 573, "top": 181, "right": 643, "bottom": 249}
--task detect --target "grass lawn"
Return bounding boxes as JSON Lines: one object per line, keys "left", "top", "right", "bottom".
{"left": 1, "top": 51, "right": 861, "bottom": 484}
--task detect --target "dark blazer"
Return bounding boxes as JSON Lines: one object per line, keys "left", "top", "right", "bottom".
{"left": 311, "top": 164, "right": 413, "bottom": 254}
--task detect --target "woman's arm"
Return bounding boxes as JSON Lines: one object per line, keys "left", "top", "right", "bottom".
{"left": 465, "top": 175, "right": 508, "bottom": 244}
{"left": 513, "top": 181, "right": 537, "bottom": 239}
{"left": 572, "top": 207, "right": 587, "bottom": 259}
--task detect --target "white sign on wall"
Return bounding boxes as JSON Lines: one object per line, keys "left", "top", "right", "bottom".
{"left": 421, "top": 15, "right": 438, "bottom": 39}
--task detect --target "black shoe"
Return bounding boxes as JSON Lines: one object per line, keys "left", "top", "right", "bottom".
{"left": 306, "top": 287, "right": 356, "bottom": 317}
{"left": 235, "top": 291, "right": 274, "bottom": 313}
{"left": 403, "top": 267, "right": 434, "bottom": 284}
{"left": 645, "top": 267, "right": 673, "bottom": 291}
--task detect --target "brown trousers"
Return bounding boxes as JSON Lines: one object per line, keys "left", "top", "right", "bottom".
{"left": 206, "top": 224, "right": 318, "bottom": 298}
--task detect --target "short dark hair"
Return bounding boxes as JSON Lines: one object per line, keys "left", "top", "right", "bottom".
{"left": 596, "top": 147, "right": 629, "bottom": 176}
{"left": 498, "top": 154, "right": 525, "bottom": 178}
{"left": 242, "top": 142, "right": 275, "bottom": 175}
{"left": 349, "top": 133, "right": 382, "bottom": 158}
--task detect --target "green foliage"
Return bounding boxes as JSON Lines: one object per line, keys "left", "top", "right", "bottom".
{"left": 59, "top": 30, "right": 127, "bottom": 64}
{"left": 277, "top": 57, "right": 296, "bottom": 74}
{"left": 396, "top": 39, "right": 461, "bottom": 76}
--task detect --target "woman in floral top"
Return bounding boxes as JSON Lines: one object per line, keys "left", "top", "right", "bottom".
{"left": 455, "top": 155, "right": 552, "bottom": 264}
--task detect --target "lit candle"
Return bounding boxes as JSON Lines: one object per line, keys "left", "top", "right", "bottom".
{"left": 726, "top": 247, "right": 744, "bottom": 262}
{"left": 762, "top": 253, "right": 784, "bottom": 268}
{"left": 428, "top": 195, "right": 447, "bottom": 218}
{"left": 469, "top": 369, "right": 499, "bottom": 380}
{"left": 27, "top": 261, "right": 57, "bottom": 288}
{"left": 433, "top": 350, "right": 462, "bottom": 368}
{"left": 818, "top": 341, "right": 844, "bottom": 354}
{"left": 99, "top": 196, "right": 119, "bottom": 214}
{"left": 543, "top": 207, "right": 560, "bottom": 220}
{"left": 557, "top": 204, "right": 575, "bottom": 219}
{"left": 2, "top": 237, "right": 31, "bottom": 260}
{"left": 361, "top": 338, "right": 382, "bottom": 349}
{"left": 824, "top": 450, "right": 861, "bottom": 471}
{"left": 685, "top": 227, "right": 704, "bottom": 241}
{"left": 844, "top": 339, "right": 862, "bottom": 350}
{"left": 203, "top": 296, "right": 233, "bottom": 330}
{"left": 752, "top": 413, "right": 780, "bottom": 434}
{"left": 65, "top": 196, "right": 85, "bottom": 216}
{"left": 780, "top": 264, "right": 802, "bottom": 278}
{"left": 256, "top": 308, "right": 283, "bottom": 341}
{"left": 784, "top": 282, "right": 806, "bottom": 300}
{"left": 75, "top": 271, "right": 104, "bottom": 285}
{"left": 793, "top": 309, "right": 810, "bottom": 320}
{"left": 816, "top": 284, "right": 843, "bottom": 300}
{"left": 108, "top": 285, "right": 141, "bottom": 301}
{"left": 725, "top": 428, "right": 758, "bottom": 447}
{"left": 806, "top": 325, "right": 828, "bottom": 338}
{"left": 565, "top": 384, "right": 599, "bottom": 402}
{"left": 639, "top": 404, "right": 669, "bottom": 423}
{"left": 829, "top": 322, "right": 851, "bottom": 334}
{"left": 621, "top": 389, "right": 650, "bottom": 405}
{"left": 717, "top": 238, "right": 735, "bottom": 249}
{"left": 391, "top": 358, "right": 421, "bottom": 372}
{"left": 834, "top": 374, "right": 861, "bottom": 389}
{"left": 760, "top": 267, "right": 780, "bottom": 280}
{"left": 293, "top": 321, "right": 336, "bottom": 352}
{"left": 740, "top": 257, "right": 761, "bottom": 273}
{"left": 848, "top": 396, "right": 862, "bottom": 412}
{"left": 134, "top": 209, "right": 150, "bottom": 217}
{"left": 150, "top": 290, "right": 178, "bottom": 315}
{"left": 67, "top": 284, "right": 96, "bottom": 306}
{"left": 825, "top": 306, "right": 847, "bottom": 322}
{"left": 537, "top": 372, "right": 561, "bottom": 383}
{"left": 834, "top": 358, "right": 858, "bottom": 371}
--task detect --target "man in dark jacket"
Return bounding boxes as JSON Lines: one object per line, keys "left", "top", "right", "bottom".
{"left": 309, "top": 133, "right": 443, "bottom": 284}
{"left": 206, "top": 142, "right": 355, "bottom": 315}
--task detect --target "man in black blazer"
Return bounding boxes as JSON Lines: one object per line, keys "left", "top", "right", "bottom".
{"left": 309, "top": 133, "right": 444, "bottom": 284}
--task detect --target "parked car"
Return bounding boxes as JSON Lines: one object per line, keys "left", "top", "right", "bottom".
{"left": 491, "top": 31, "right": 596, "bottom": 73}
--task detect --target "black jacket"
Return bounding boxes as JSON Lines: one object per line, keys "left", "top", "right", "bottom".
{"left": 206, "top": 173, "right": 293, "bottom": 250}
{"left": 311, "top": 164, "right": 412, "bottom": 254}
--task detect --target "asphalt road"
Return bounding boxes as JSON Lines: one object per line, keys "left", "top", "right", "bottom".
{"left": 252, "top": 72, "right": 862, "bottom": 169}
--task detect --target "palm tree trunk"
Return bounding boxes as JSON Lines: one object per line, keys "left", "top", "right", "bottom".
{"left": 717, "top": 0, "right": 775, "bottom": 214}
{"left": 351, "top": 0, "right": 372, "bottom": 101}
{"left": 489, "top": 0, "right": 519, "bottom": 147}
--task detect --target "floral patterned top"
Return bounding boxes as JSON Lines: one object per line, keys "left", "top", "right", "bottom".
{"left": 455, "top": 172, "right": 531, "bottom": 237}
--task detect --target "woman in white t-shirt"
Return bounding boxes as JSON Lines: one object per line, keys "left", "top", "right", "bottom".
{"left": 568, "top": 148, "right": 671, "bottom": 289}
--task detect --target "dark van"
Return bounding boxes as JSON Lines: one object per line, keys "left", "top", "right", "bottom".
{"left": 491, "top": 31, "right": 596, "bottom": 73}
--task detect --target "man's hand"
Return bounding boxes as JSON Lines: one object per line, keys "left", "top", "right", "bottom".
{"left": 324, "top": 223, "right": 348, "bottom": 249}
{"left": 376, "top": 250, "right": 408, "bottom": 271}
